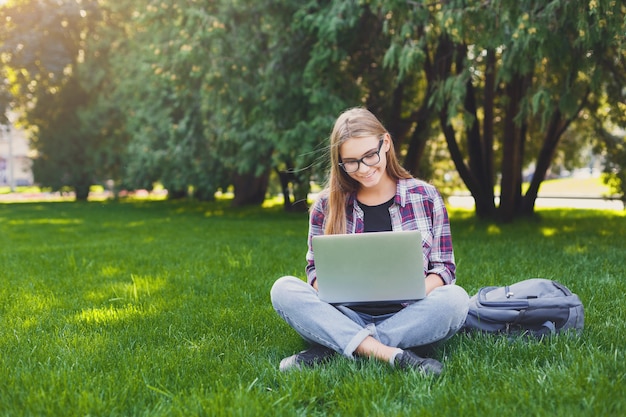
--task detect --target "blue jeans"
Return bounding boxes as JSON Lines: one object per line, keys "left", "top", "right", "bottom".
{"left": 270, "top": 276, "right": 470, "bottom": 358}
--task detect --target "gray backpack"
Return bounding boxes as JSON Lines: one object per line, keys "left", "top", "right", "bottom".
{"left": 463, "top": 278, "right": 584, "bottom": 337}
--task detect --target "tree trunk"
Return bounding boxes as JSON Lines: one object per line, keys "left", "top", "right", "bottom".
{"left": 464, "top": 77, "right": 497, "bottom": 217}
{"left": 464, "top": 81, "right": 485, "bottom": 183}
{"left": 232, "top": 169, "right": 270, "bottom": 207}
{"left": 291, "top": 174, "right": 310, "bottom": 212}
{"left": 440, "top": 111, "right": 497, "bottom": 218}
{"left": 403, "top": 105, "right": 430, "bottom": 177}
{"left": 522, "top": 92, "right": 588, "bottom": 215}
{"left": 482, "top": 49, "right": 496, "bottom": 190}
{"left": 277, "top": 168, "right": 309, "bottom": 212}
{"left": 521, "top": 110, "right": 568, "bottom": 215}
{"left": 194, "top": 186, "right": 216, "bottom": 202}
{"left": 168, "top": 189, "right": 188, "bottom": 200}
{"left": 74, "top": 182, "right": 90, "bottom": 201}
{"left": 429, "top": 39, "right": 496, "bottom": 218}
{"left": 499, "top": 74, "right": 529, "bottom": 222}
{"left": 277, "top": 169, "right": 292, "bottom": 211}
{"left": 384, "top": 83, "right": 413, "bottom": 143}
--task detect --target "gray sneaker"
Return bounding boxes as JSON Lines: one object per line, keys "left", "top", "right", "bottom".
{"left": 394, "top": 350, "right": 443, "bottom": 376}
{"left": 279, "top": 344, "right": 337, "bottom": 371}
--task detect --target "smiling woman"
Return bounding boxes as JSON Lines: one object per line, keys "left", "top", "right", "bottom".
{"left": 269, "top": 107, "right": 469, "bottom": 375}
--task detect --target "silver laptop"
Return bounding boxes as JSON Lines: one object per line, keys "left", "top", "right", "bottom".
{"left": 312, "top": 230, "right": 425, "bottom": 305}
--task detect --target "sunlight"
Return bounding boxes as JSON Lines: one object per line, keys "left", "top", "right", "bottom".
{"left": 262, "top": 196, "right": 285, "bottom": 208}
{"left": 9, "top": 291, "right": 57, "bottom": 331}
{"left": 7, "top": 218, "right": 83, "bottom": 226}
{"left": 100, "top": 265, "right": 122, "bottom": 278}
{"left": 76, "top": 271, "right": 168, "bottom": 327}
{"left": 486, "top": 224, "right": 502, "bottom": 235}
{"left": 540, "top": 227, "right": 558, "bottom": 237}
{"left": 75, "top": 304, "right": 151, "bottom": 325}
{"left": 109, "top": 274, "right": 167, "bottom": 303}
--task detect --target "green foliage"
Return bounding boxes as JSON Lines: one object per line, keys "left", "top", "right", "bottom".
{"left": 600, "top": 132, "right": 626, "bottom": 202}
{"left": 1, "top": 0, "right": 624, "bottom": 215}
{"left": 0, "top": 0, "right": 100, "bottom": 88}
{"left": 28, "top": 77, "right": 93, "bottom": 199}
{"left": 0, "top": 0, "right": 126, "bottom": 198}
{"left": 110, "top": 0, "right": 225, "bottom": 198}
{"left": 0, "top": 201, "right": 625, "bottom": 415}
{"left": 116, "top": 0, "right": 328, "bottom": 201}
{"left": 376, "top": 0, "right": 626, "bottom": 220}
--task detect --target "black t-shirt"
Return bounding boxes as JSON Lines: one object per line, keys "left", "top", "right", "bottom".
{"left": 358, "top": 197, "right": 394, "bottom": 233}
{"left": 352, "top": 197, "right": 404, "bottom": 315}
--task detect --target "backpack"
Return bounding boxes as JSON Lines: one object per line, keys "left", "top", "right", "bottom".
{"left": 462, "top": 278, "right": 584, "bottom": 338}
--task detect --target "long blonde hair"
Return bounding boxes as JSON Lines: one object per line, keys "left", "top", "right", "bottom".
{"left": 322, "top": 107, "right": 412, "bottom": 235}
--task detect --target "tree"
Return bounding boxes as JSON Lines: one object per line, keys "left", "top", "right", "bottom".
{"left": 122, "top": 0, "right": 624, "bottom": 216}
{"left": 118, "top": 0, "right": 283, "bottom": 204}
{"left": 264, "top": 0, "right": 443, "bottom": 208}
{"left": 114, "top": 0, "right": 227, "bottom": 200}
{"left": 5, "top": 0, "right": 622, "bottom": 215}
{"left": 0, "top": 0, "right": 127, "bottom": 200}
{"left": 27, "top": 77, "right": 93, "bottom": 199}
{"left": 379, "top": 0, "right": 625, "bottom": 221}
{"left": 200, "top": 0, "right": 279, "bottom": 206}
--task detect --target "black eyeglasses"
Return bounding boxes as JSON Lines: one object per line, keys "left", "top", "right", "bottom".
{"left": 338, "top": 139, "right": 384, "bottom": 173}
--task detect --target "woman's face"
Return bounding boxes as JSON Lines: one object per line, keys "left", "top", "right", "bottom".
{"left": 339, "top": 134, "right": 391, "bottom": 189}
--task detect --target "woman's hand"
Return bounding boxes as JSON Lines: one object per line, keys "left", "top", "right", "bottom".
{"left": 425, "top": 273, "right": 445, "bottom": 295}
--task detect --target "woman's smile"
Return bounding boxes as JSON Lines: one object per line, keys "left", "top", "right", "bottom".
{"left": 357, "top": 167, "right": 379, "bottom": 182}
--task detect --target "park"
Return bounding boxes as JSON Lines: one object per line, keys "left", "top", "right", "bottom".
{"left": 0, "top": 195, "right": 625, "bottom": 415}
{"left": 1, "top": 0, "right": 626, "bottom": 416}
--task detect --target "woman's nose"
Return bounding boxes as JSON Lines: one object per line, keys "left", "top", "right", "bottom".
{"left": 357, "top": 161, "right": 370, "bottom": 173}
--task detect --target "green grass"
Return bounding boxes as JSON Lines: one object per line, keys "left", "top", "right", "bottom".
{"left": 537, "top": 177, "right": 613, "bottom": 197}
{"left": 0, "top": 200, "right": 624, "bottom": 416}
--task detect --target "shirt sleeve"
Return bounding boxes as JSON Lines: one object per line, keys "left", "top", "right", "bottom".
{"left": 305, "top": 196, "right": 327, "bottom": 286}
{"left": 427, "top": 188, "right": 456, "bottom": 285}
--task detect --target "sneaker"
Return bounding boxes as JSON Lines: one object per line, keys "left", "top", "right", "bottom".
{"left": 394, "top": 350, "right": 444, "bottom": 376}
{"left": 279, "top": 344, "right": 337, "bottom": 371}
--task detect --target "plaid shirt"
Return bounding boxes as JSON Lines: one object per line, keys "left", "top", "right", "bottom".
{"left": 306, "top": 177, "right": 456, "bottom": 286}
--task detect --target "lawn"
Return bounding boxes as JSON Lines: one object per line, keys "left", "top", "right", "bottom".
{"left": 536, "top": 176, "right": 614, "bottom": 197}
{"left": 0, "top": 199, "right": 624, "bottom": 416}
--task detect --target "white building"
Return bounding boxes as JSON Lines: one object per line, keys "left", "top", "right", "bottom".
{"left": 0, "top": 118, "right": 34, "bottom": 189}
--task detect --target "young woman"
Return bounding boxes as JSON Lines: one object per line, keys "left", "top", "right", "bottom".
{"left": 270, "top": 107, "right": 469, "bottom": 375}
